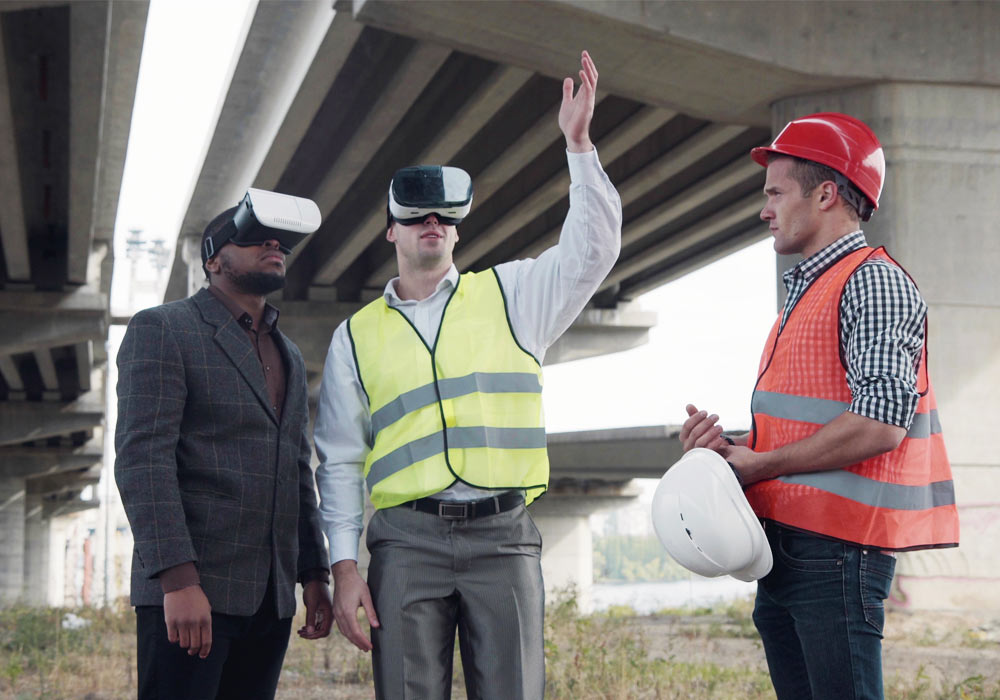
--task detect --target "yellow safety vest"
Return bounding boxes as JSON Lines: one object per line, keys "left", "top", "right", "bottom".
{"left": 348, "top": 269, "right": 549, "bottom": 509}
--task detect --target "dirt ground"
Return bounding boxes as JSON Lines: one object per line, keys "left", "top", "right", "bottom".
{"left": 629, "top": 607, "right": 1000, "bottom": 693}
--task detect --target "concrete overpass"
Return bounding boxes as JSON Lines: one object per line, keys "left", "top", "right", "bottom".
{"left": 3, "top": 0, "right": 998, "bottom": 610}
{"left": 0, "top": 1, "right": 147, "bottom": 603}
{"left": 159, "top": 0, "right": 999, "bottom": 609}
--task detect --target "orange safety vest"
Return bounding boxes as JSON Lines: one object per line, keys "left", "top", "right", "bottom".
{"left": 746, "top": 246, "right": 959, "bottom": 551}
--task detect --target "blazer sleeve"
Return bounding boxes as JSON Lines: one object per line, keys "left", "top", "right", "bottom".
{"left": 293, "top": 354, "right": 331, "bottom": 579}
{"left": 114, "top": 308, "right": 198, "bottom": 577}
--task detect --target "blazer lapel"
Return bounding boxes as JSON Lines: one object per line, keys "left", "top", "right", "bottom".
{"left": 272, "top": 328, "right": 303, "bottom": 429}
{"left": 194, "top": 289, "right": 278, "bottom": 425}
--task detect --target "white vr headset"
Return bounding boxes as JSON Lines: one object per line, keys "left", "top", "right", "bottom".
{"left": 202, "top": 188, "right": 322, "bottom": 262}
{"left": 388, "top": 165, "right": 473, "bottom": 225}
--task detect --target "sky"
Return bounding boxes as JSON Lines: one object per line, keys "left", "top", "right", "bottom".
{"left": 109, "top": 0, "right": 778, "bottom": 437}
{"left": 110, "top": 0, "right": 258, "bottom": 316}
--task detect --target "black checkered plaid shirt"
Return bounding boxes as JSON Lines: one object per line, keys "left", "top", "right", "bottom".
{"left": 779, "top": 231, "right": 927, "bottom": 429}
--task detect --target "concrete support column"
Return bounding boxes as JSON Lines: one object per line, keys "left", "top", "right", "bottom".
{"left": 22, "top": 493, "right": 49, "bottom": 605}
{"left": 531, "top": 483, "right": 641, "bottom": 612}
{"left": 0, "top": 476, "right": 26, "bottom": 604}
{"left": 179, "top": 233, "right": 206, "bottom": 299}
{"left": 772, "top": 84, "right": 1000, "bottom": 610}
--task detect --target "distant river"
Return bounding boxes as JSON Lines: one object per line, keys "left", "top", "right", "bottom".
{"left": 591, "top": 578, "right": 757, "bottom": 613}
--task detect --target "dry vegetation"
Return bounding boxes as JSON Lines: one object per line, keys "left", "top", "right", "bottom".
{"left": 2, "top": 593, "right": 998, "bottom": 699}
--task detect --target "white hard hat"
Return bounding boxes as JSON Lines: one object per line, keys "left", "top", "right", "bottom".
{"left": 651, "top": 448, "right": 772, "bottom": 582}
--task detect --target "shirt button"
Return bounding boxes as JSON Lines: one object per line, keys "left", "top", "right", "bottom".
{"left": 273, "top": 405, "right": 278, "bottom": 411}
{"left": 265, "top": 366, "right": 270, "bottom": 372}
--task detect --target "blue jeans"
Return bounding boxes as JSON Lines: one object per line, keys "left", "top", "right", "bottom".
{"left": 753, "top": 522, "right": 896, "bottom": 700}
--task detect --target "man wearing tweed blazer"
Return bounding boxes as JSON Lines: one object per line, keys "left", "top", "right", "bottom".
{"left": 115, "top": 206, "right": 332, "bottom": 699}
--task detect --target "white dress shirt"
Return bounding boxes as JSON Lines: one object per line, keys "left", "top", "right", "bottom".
{"left": 314, "top": 148, "right": 622, "bottom": 563}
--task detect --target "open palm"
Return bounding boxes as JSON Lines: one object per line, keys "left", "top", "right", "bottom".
{"left": 558, "top": 50, "right": 597, "bottom": 153}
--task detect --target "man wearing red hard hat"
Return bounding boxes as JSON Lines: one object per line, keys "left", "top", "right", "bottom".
{"left": 680, "top": 113, "right": 959, "bottom": 700}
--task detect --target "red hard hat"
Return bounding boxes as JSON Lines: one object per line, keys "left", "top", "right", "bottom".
{"left": 750, "top": 112, "right": 885, "bottom": 215}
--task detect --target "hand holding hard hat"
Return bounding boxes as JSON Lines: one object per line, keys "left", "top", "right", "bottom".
{"left": 651, "top": 448, "right": 772, "bottom": 582}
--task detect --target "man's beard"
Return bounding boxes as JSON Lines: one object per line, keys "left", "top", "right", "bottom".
{"left": 221, "top": 258, "right": 286, "bottom": 295}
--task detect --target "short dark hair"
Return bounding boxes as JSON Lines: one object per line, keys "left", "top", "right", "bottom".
{"left": 770, "top": 154, "right": 862, "bottom": 223}
{"left": 201, "top": 206, "right": 238, "bottom": 281}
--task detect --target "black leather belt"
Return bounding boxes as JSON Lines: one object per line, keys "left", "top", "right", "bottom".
{"left": 405, "top": 491, "right": 524, "bottom": 520}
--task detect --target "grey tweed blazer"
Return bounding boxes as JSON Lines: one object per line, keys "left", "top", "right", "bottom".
{"left": 114, "top": 288, "right": 329, "bottom": 618}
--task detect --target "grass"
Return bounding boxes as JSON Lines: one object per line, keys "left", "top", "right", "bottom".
{"left": 543, "top": 592, "right": 773, "bottom": 699}
{"left": 1, "top": 593, "right": 998, "bottom": 699}
{"left": 0, "top": 600, "right": 135, "bottom": 699}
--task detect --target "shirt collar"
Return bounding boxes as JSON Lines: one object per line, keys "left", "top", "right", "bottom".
{"left": 207, "top": 285, "right": 280, "bottom": 332}
{"left": 383, "top": 265, "right": 459, "bottom": 304}
{"left": 783, "top": 230, "right": 868, "bottom": 288}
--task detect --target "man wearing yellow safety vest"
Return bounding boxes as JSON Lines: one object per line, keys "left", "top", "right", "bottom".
{"left": 680, "top": 113, "right": 958, "bottom": 700}
{"left": 313, "top": 50, "right": 621, "bottom": 699}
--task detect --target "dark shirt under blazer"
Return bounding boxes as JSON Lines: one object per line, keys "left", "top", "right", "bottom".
{"left": 115, "top": 288, "right": 329, "bottom": 618}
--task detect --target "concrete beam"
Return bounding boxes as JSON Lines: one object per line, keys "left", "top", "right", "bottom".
{"left": 307, "top": 42, "right": 453, "bottom": 287}
{"left": 0, "top": 24, "right": 30, "bottom": 283}
{"left": 626, "top": 223, "right": 767, "bottom": 300}
{"left": 86, "top": 0, "right": 148, "bottom": 289}
{"left": 274, "top": 299, "right": 365, "bottom": 372}
{"left": 518, "top": 123, "right": 753, "bottom": 261}
{"left": 350, "top": 0, "right": 855, "bottom": 125}
{"left": 364, "top": 86, "right": 566, "bottom": 288}
{"left": 0, "top": 2, "right": 70, "bottom": 9}
{"left": 32, "top": 349, "right": 60, "bottom": 400}
{"left": 547, "top": 425, "right": 683, "bottom": 480}
{"left": 623, "top": 156, "right": 762, "bottom": 250}
{"left": 67, "top": 1, "right": 107, "bottom": 286}
{"left": 313, "top": 40, "right": 450, "bottom": 220}
{"left": 0, "top": 391, "right": 103, "bottom": 446}
{"left": 74, "top": 341, "right": 92, "bottom": 393}
{"left": 0, "top": 287, "right": 107, "bottom": 312}
{"left": 0, "top": 307, "right": 106, "bottom": 356}
{"left": 600, "top": 189, "right": 764, "bottom": 294}
{"left": 0, "top": 355, "right": 24, "bottom": 397}
{"left": 536, "top": 479, "right": 641, "bottom": 515}
{"left": 44, "top": 494, "right": 99, "bottom": 519}
{"left": 350, "top": 62, "right": 537, "bottom": 289}
{"left": 579, "top": 1, "right": 1000, "bottom": 87}
{"left": 165, "top": 0, "right": 336, "bottom": 302}
{"left": 254, "top": 10, "right": 366, "bottom": 192}
{"left": 0, "top": 447, "right": 102, "bottom": 479}
{"left": 453, "top": 104, "right": 676, "bottom": 272}
{"left": 27, "top": 470, "right": 100, "bottom": 500}
{"left": 544, "top": 304, "right": 657, "bottom": 366}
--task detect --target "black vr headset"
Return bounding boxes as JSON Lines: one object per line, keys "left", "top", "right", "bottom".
{"left": 388, "top": 165, "right": 473, "bottom": 226}
{"left": 202, "top": 188, "right": 322, "bottom": 264}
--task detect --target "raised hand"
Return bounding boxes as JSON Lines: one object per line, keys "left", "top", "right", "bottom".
{"left": 558, "top": 50, "right": 597, "bottom": 153}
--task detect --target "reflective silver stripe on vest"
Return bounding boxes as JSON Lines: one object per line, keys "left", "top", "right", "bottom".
{"left": 777, "top": 471, "right": 956, "bottom": 510}
{"left": 366, "top": 426, "right": 547, "bottom": 489}
{"left": 752, "top": 390, "right": 941, "bottom": 438}
{"left": 370, "top": 372, "right": 542, "bottom": 437}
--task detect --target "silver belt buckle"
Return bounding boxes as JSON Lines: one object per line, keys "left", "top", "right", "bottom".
{"left": 438, "top": 502, "right": 468, "bottom": 519}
